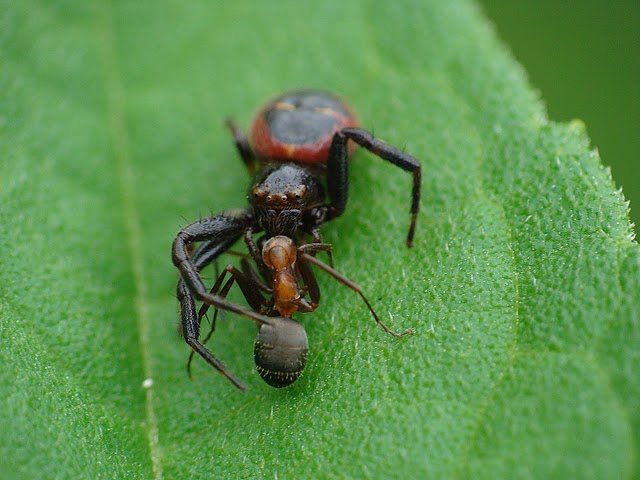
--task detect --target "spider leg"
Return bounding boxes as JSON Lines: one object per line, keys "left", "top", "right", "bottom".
{"left": 173, "top": 212, "right": 271, "bottom": 322}
{"left": 226, "top": 117, "right": 257, "bottom": 174}
{"left": 173, "top": 210, "right": 273, "bottom": 389}
{"left": 178, "top": 280, "right": 245, "bottom": 390}
{"left": 188, "top": 263, "right": 269, "bottom": 378}
{"left": 196, "top": 264, "right": 269, "bottom": 329}
{"left": 324, "top": 127, "right": 422, "bottom": 247}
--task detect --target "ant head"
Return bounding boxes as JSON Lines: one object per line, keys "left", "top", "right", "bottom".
{"left": 254, "top": 317, "right": 308, "bottom": 388}
{"left": 262, "top": 235, "right": 297, "bottom": 272}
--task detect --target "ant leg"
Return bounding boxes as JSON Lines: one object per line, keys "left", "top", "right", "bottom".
{"left": 300, "top": 251, "right": 414, "bottom": 338}
{"left": 188, "top": 263, "right": 269, "bottom": 377}
{"left": 197, "top": 277, "right": 233, "bottom": 343}
{"left": 239, "top": 256, "right": 271, "bottom": 293}
{"left": 221, "top": 251, "right": 271, "bottom": 294}
{"left": 197, "top": 264, "right": 268, "bottom": 325}
{"left": 295, "top": 243, "right": 333, "bottom": 311}
{"left": 325, "top": 127, "right": 422, "bottom": 247}
{"left": 305, "top": 226, "right": 333, "bottom": 267}
{"left": 226, "top": 117, "right": 257, "bottom": 174}
{"left": 244, "top": 229, "right": 271, "bottom": 281}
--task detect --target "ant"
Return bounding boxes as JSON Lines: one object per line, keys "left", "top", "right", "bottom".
{"left": 191, "top": 235, "right": 412, "bottom": 388}
{"left": 172, "top": 89, "right": 421, "bottom": 390}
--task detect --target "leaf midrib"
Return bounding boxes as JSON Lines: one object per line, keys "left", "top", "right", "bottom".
{"left": 95, "top": 0, "right": 163, "bottom": 478}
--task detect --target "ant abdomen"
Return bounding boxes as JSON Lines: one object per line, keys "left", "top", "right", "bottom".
{"left": 254, "top": 317, "right": 309, "bottom": 388}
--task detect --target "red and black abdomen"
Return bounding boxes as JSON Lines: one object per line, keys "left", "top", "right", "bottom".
{"left": 250, "top": 90, "right": 359, "bottom": 164}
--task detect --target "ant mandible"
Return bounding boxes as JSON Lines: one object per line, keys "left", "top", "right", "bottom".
{"left": 172, "top": 89, "right": 422, "bottom": 390}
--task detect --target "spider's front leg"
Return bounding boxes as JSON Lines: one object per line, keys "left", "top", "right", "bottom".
{"left": 172, "top": 210, "right": 272, "bottom": 390}
{"left": 324, "top": 127, "right": 422, "bottom": 247}
{"left": 187, "top": 260, "right": 272, "bottom": 381}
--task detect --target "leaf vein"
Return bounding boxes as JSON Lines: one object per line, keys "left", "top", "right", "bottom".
{"left": 96, "top": 1, "right": 163, "bottom": 478}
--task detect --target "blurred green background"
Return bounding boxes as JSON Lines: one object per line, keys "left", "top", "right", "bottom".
{"left": 480, "top": 0, "right": 640, "bottom": 228}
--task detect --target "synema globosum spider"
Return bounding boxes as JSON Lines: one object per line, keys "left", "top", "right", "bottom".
{"left": 172, "top": 89, "right": 421, "bottom": 390}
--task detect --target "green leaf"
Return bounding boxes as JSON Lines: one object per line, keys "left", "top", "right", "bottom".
{"left": 1, "top": 1, "right": 638, "bottom": 479}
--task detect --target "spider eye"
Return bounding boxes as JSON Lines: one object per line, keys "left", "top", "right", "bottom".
{"left": 281, "top": 195, "right": 287, "bottom": 202}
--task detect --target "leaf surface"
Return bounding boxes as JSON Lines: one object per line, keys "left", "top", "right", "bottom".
{"left": 1, "top": 1, "right": 638, "bottom": 479}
